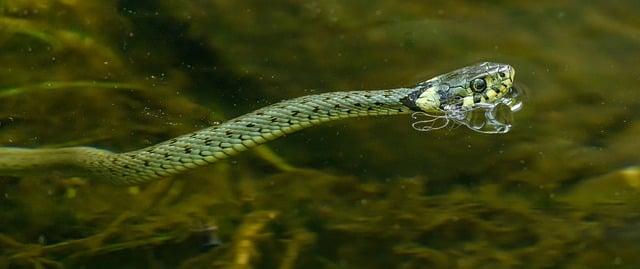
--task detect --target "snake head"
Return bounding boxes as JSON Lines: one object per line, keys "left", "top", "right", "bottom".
{"left": 440, "top": 62, "right": 515, "bottom": 109}
{"left": 405, "top": 62, "right": 523, "bottom": 134}
{"left": 403, "top": 62, "right": 515, "bottom": 112}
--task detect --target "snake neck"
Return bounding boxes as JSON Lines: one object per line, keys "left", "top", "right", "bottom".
{"left": 95, "top": 88, "right": 418, "bottom": 185}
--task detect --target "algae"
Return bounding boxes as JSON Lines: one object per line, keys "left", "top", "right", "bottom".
{"left": 1, "top": 1, "right": 640, "bottom": 268}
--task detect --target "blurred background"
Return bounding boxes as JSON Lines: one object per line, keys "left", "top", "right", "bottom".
{"left": 1, "top": 1, "right": 639, "bottom": 268}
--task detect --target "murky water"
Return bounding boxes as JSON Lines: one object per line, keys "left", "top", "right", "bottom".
{"left": 1, "top": 1, "right": 639, "bottom": 268}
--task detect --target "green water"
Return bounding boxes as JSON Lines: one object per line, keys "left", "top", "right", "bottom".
{"left": 1, "top": 1, "right": 639, "bottom": 268}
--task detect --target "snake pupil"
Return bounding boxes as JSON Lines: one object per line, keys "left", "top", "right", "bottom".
{"left": 471, "top": 78, "right": 486, "bottom": 92}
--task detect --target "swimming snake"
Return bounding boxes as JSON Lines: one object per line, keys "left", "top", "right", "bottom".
{"left": 0, "top": 62, "right": 519, "bottom": 185}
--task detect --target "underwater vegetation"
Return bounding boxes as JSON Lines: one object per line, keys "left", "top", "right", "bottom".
{"left": 1, "top": 0, "right": 640, "bottom": 268}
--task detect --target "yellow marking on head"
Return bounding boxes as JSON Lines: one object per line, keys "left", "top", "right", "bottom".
{"left": 416, "top": 88, "right": 440, "bottom": 111}
{"left": 486, "top": 89, "right": 497, "bottom": 99}
{"left": 462, "top": 96, "right": 474, "bottom": 107}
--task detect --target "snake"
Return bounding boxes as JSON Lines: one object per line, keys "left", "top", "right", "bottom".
{"left": 0, "top": 62, "right": 517, "bottom": 185}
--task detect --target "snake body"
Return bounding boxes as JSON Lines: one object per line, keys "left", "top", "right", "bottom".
{"left": 0, "top": 62, "right": 516, "bottom": 185}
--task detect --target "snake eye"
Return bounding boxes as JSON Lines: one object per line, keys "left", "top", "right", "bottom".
{"left": 471, "top": 78, "right": 486, "bottom": 93}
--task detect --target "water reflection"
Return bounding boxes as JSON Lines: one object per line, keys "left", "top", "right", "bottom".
{"left": 412, "top": 85, "right": 525, "bottom": 134}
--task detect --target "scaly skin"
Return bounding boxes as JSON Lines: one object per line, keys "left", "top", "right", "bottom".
{"left": 0, "top": 62, "right": 515, "bottom": 185}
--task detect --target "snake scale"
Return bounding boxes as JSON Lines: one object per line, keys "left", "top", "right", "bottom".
{"left": 0, "top": 62, "right": 516, "bottom": 185}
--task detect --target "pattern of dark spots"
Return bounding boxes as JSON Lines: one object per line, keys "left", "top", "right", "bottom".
{"left": 365, "top": 94, "right": 371, "bottom": 98}
{"left": 312, "top": 106, "right": 320, "bottom": 113}
{"left": 204, "top": 138, "right": 213, "bottom": 146}
{"left": 225, "top": 130, "right": 233, "bottom": 135}
{"left": 144, "top": 160, "right": 150, "bottom": 166}
{"left": 334, "top": 104, "right": 341, "bottom": 109}
{"left": 124, "top": 164, "right": 130, "bottom": 169}
{"left": 324, "top": 97, "right": 331, "bottom": 100}
{"left": 354, "top": 103, "right": 362, "bottom": 107}
{"left": 170, "top": 139, "right": 178, "bottom": 144}
{"left": 346, "top": 109, "right": 352, "bottom": 114}
{"left": 397, "top": 108, "right": 404, "bottom": 112}
{"left": 189, "top": 133, "right": 198, "bottom": 138}
{"left": 258, "top": 128, "right": 263, "bottom": 132}
{"left": 270, "top": 117, "right": 278, "bottom": 122}
{"left": 374, "top": 102, "right": 384, "bottom": 106}
{"left": 185, "top": 148, "right": 192, "bottom": 154}
{"left": 383, "top": 93, "right": 391, "bottom": 98}
{"left": 344, "top": 95, "right": 351, "bottom": 99}
{"left": 307, "top": 115, "right": 313, "bottom": 119}
{"left": 291, "top": 110, "right": 300, "bottom": 116}
{"left": 286, "top": 119, "right": 293, "bottom": 124}
{"left": 199, "top": 151, "right": 209, "bottom": 156}
{"left": 164, "top": 153, "right": 170, "bottom": 158}
{"left": 367, "top": 107, "right": 374, "bottom": 111}
{"left": 256, "top": 112, "right": 264, "bottom": 115}
{"left": 246, "top": 123, "right": 255, "bottom": 127}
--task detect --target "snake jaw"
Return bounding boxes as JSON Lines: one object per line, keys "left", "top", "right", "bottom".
{"left": 408, "top": 62, "right": 521, "bottom": 134}
{"left": 402, "top": 62, "right": 516, "bottom": 113}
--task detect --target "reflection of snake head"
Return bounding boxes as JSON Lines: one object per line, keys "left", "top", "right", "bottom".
{"left": 402, "top": 62, "right": 515, "bottom": 112}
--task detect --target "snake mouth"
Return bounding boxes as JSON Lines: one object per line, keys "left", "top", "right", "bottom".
{"left": 458, "top": 85, "right": 525, "bottom": 133}
{"left": 501, "top": 86, "right": 525, "bottom": 112}
{"left": 412, "top": 85, "right": 525, "bottom": 134}
{"left": 461, "top": 85, "right": 524, "bottom": 133}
